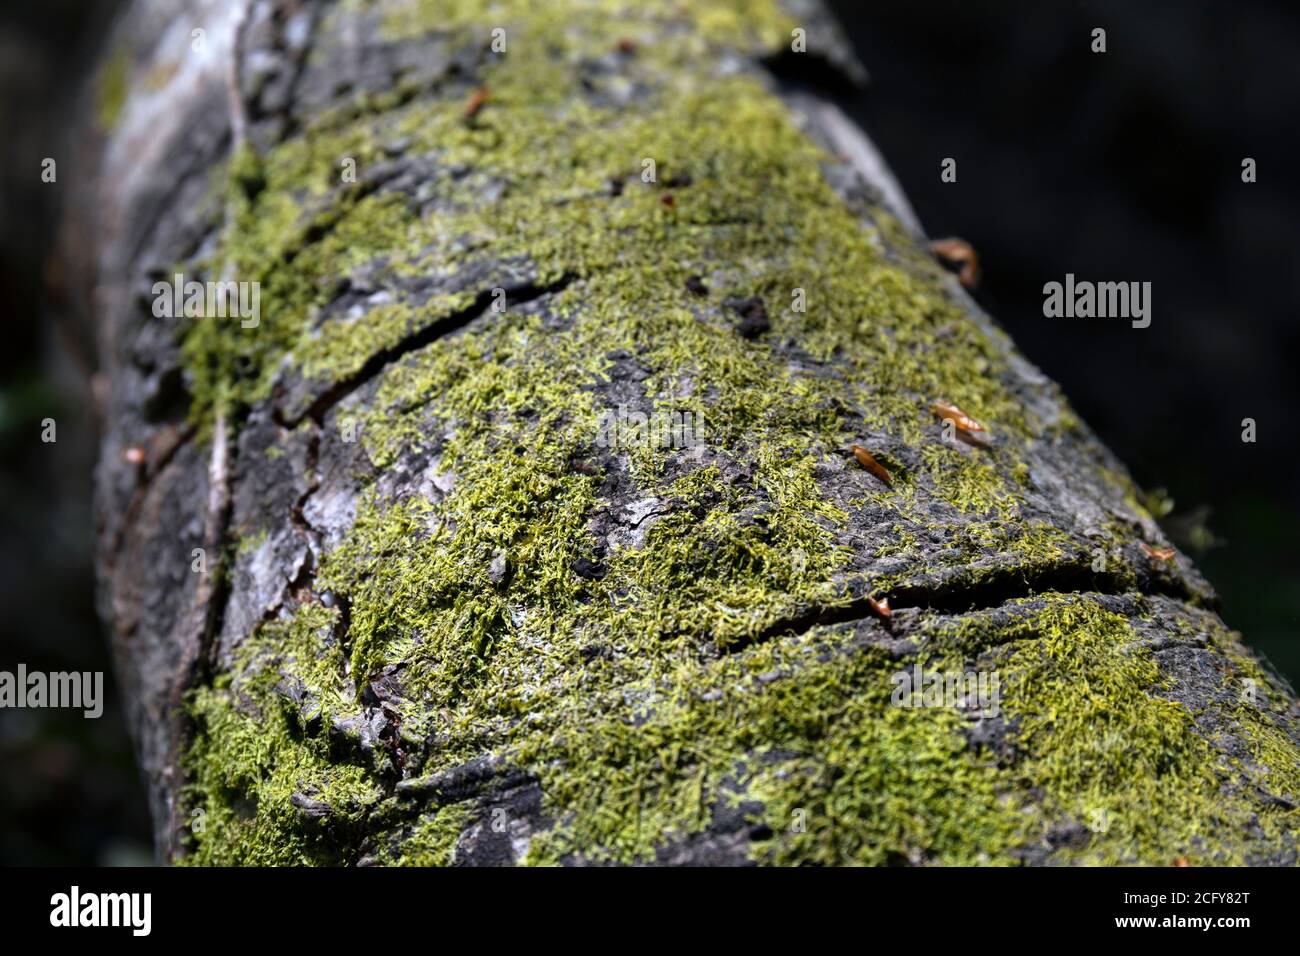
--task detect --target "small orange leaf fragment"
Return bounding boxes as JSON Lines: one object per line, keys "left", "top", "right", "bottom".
{"left": 932, "top": 401, "right": 986, "bottom": 434}
{"left": 463, "top": 85, "right": 489, "bottom": 119}
{"left": 851, "top": 444, "right": 892, "bottom": 485}
{"left": 929, "top": 237, "right": 981, "bottom": 288}
{"left": 1141, "top": 543, "right": 1176, "bottom": 562}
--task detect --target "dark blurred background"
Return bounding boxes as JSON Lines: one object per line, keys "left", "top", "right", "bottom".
{"left": 0, "top": 0, "right": 151, "bottom": 865}
{"left": 1, "top": 0, "right": 1296, "bottom": 864}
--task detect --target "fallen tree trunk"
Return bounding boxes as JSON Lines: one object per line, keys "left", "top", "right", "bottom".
{"left": 68, "top": 0, "right": 1300, "bottom": 865}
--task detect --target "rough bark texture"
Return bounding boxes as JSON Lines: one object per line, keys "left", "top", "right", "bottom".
{"left": 69, "top": 0, "right": 1300, "bottom": 865}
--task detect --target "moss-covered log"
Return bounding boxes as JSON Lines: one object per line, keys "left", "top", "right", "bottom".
{"left": 70, "top": 0, "right": 1300, "bottom": 865}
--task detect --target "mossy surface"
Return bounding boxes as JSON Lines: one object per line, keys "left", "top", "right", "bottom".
{"left": 989, "top": 597, "right": 1297, "bottom": 865}
{"left": 177, "top": 0, "right": 1300, "bottom": 865}
{"left": 187, "top": 605, "right": 383, "bottom": 865}
{"left": 95, "top": 45, "right": 130, "bottom": 132}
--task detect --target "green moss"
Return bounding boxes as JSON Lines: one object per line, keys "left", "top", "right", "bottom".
{"left": 1207, "top": 633, "right": 1300, "bottom": 845}
{"left": 738, "top": 644, "right": 1028, "bottom": 867}
{"left": 95, "top": 46, "right": 130, "bottom": 133}
{"left": 917, "top": 442, "right": 1009, "bottom": 516}
{"left": 184, "top": 606, "right": 383, "bottom": 865}
{"left": 179, "top": 0, "right": 1299, "bottom": 865}
{"left": 234, "top": 525, "right": 270, "bottom": 557}
{"left": 182, "top": 0, "right": 1019, "bottom": 444}
{"left": 989, "top": 596, "right": 1297, "bottom": 865}
{"left": 388, "top": 802, "right": 475, "bottom": 866}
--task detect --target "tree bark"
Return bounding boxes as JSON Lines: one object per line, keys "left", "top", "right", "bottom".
{"left": 68, "top": 0, "right": 1300, "bottom": 865}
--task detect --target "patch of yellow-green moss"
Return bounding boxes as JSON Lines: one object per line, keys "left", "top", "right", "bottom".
{"left": 1206, "top": 632, "right": 1300, "bottom": 847}
{"left": 386, "top": 802, "right": 475, "bottom": 866}
{"left": 738, "top": 644, "right": 1028, "bottom": 866}
{"left": 380, "top": 0, "right": 795, "bottom": 58}
{"left": 95, "top": 46, "right": 130, "bottom": 132}
{"left": 178, "top": 0, "right": 1296, "bottom": 866}
{"left": 184, "top": 607, "right": 383, "bottom": 865}
{"left": 233, "top": 525, "right": 270, "bottom": 558}
{"left": 184, "top": 0, "right": 1019, "bottom": 451}
{"left": 181, "top": 0, "right": 1086, "bottom": 606}
{"left": 989, "top": 596, "right": 1297, "bottom": 864}
{"left": 743, "top": 594, "right": 1298, "bottom": 866}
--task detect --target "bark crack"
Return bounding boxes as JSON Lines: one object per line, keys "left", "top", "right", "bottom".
{"left": 284, "top": 272, "right": 578, "bottom": 427}
{"left": 734, "top": 559, "right": 1202, "bottom": 657}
